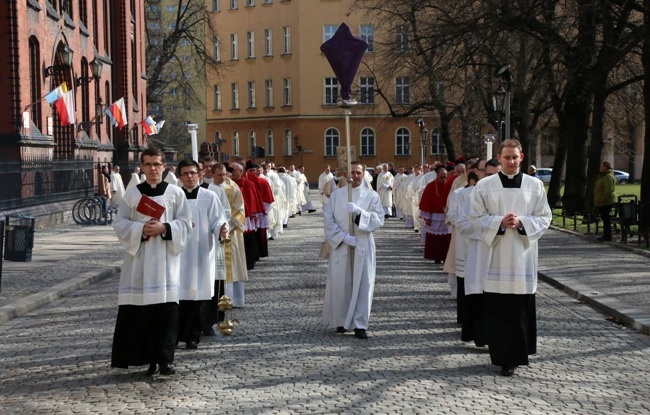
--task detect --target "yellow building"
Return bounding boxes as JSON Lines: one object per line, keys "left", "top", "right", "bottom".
{"left": 206, "top": 0, "right": 456, "bottom": 177}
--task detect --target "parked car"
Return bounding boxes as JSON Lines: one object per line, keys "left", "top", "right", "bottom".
{"left": 613, "top": 170, "right": 630, "bottom": 184}
{"left": 536, "top": 168, "right": 552, "bottom": 184}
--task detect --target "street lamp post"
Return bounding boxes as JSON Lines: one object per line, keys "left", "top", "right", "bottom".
{"left": 494, "top": 64, "right": 514, "bottom": 141}
{"left": 493, "top": 85, "right": 506, "bottom": 143}
{"left": 187, "top": 123, "right": 199, "bottom": 162}
{"left": 416, "top": 118, "right": 428, "bottom": 166}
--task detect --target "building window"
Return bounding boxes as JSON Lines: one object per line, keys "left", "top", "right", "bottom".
{"left": 396, "top": 127, "right": 410, "bottom": 156}
{"left": 284, "top": 129, "right": 292, "bottom": 156}
{"left": 396, "top": 25, "right": 408, "bottom": 53}
{"left": 247, "top": 31, "right": 255, "bottom": 58}
{"left": 213, "top": 85, "right": 222, "bottom": 110}
{"left": 213, "top": 0, "right": 220, "bottom": 12}
{"left": 282, "top": 78, "right": 291, "bottom": 106}
{"left": 169, "top": 88, "right": 177, "bottom": 96}
{"left": 231, "top": 83, "right": 239, "bottom": 109}
{"left": 248, "top": 81, "right": 256, "bottom": 108}
{"left": 230, "top": 0, "right": 238, "bottom": 9}
{"left": 233, "top": 131, "right": 240, "bottom": 155}
{"left": 325, "top": 128, "right": 340, "bottom": 157}
{"left": 249, "top": 130, "right": 257, "bottom": 158}
{"left": 430, "top": 132, "right": 444, "bottom": 155}
{"left": 265, "top": 79, "right": 273, "bottom": 107}
{"left": 360, "top": 24, "right": 374, "bottom": 52}
{"left": 230, "top": 34, "right": 238, "bottom": 60}
{"left": 360, "top": 77, "right": 375, "bottom": 104}
{"left": 282, "top": 26, "right": 291, "bottom": 54}
{"left": 214, "top": 37, "right": 221, "bottom": 61}
{"left": 360, "top": 128, "right": 375, "bottom": 156}
{"left": 29, "top": 37, "right": 42, "bottom": 131}
{"left": 246, "top": 0, "right": 254, "bottom": 6}
{"left": 323, "top": 24, "right": 338, "bottom": 42}
{"left": 264, "top": 29, "right": 272, "bottom": 56}
{"left": 181, "top": 38, "right": 191, "bottom": 46}
{"left": 395, "top": 77, "right": 410, "bottom": 104}
{"left": 167, "top": 5, "right": 176, "bottom": 12}
{"left": 266, "top": 129, "right": 274, "bottom": 156}
{"left": 263, "top": 0, "right": 272, "bottom": 3}
{"left": 324, "top": 78, "right": 339, "bottom": 105}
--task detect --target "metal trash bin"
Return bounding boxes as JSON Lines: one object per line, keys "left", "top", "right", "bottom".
{"left": 4, "top": 215, "right": 35, "bottom": 262}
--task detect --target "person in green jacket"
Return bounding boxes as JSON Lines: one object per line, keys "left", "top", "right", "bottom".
{"left": 594, "top": 161, "right": 616, "bottom": 241}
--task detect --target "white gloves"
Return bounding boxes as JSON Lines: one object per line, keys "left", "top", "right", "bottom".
{"left": 343, "top": 233, "right": 357, "bottom": 247}
{"left": 347, "top": 202, "right": 362, "bottom": 215}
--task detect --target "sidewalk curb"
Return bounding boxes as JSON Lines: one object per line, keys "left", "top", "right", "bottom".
{"left": 0, "top": 261, "right": 121, "bottom": 325}
{"left": 539, "top": 271, "right": 650, "bottom": 335}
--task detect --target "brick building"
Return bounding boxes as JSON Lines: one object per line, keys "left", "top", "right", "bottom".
{"left": 0, "top": 0, "right": 147, "bottom": 224}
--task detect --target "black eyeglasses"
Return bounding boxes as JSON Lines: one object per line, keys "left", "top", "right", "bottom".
{"left": 142, "top": 162, "right": 164, "bottom": 168}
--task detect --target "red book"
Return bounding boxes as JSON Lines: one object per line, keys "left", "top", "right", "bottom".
{"left": 136, "top": 194, "right": 166, "bottom": 219}
{"left": 136, "top": 195, "right": 166, "bottom": 241}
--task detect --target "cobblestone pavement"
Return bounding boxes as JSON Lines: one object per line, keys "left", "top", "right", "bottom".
{"left": 1, "top": 205, "right": 649, "bottom": 414}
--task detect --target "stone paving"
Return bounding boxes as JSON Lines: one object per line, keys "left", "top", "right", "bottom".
{"left": 1, "top": 203, "right": 650, "bottom": 414}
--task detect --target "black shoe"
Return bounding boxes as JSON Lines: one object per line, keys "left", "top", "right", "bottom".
{"left": 336, "top": 326, "right": 347, "bottom": 334}
{"left": 159, "top": 363, "right": 176, "bottom": 376}
{"left": 308, "top": 209, "right": 316, "bottom": 213}
{"left": 269, "top": 237, "right": 275, "bottom": 240}
{"left": 500, "top": 366, "right": 515, "bottom": 377}
{"left": 290, "top": 214, "right": 295, "bottom": 218}
{"left": 283, "top": 224, "right": 288, "bottom": 228}
{"left": 384, "top": 214, "right": 390, "bottom": 219}
{"left": 186, "top": 341, "right": 198, "bottom": 350}
{"left": 354, "top": 328, "right": 368, "bottom": 339}
{"left": 145, "top": 363, "right": 159, "bottom": 376}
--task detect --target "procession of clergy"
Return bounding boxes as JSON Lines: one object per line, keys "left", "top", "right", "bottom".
{"left": 110, "top": 148, "right": 317, "bottom": 376}
{"left": 319, "top": 139, "right": 552, "bottom": 377}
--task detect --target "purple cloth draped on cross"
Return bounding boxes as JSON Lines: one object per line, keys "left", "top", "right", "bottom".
{"left": 319, "top": 23, "right": 368, "bottom": 101}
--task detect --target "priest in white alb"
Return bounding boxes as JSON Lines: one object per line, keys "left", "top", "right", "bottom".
{"left": 323, "top": 161, "right": 384, "bottom": 340}
{"left": 176, "top": 159, "right": 228, "bottom": 349}
{"left": 469, "top": 140, "right": 551, "bottom": 377}
{"left": 111, "top": 148, "right": 192, "bottom": 377}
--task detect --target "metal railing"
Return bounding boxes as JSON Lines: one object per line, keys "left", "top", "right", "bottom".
{"left": 0, "top": 157, "right": 95, "bottom": 211}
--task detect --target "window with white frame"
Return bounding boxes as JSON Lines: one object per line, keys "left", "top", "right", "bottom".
{"left": 360, "top": 128, "right": 375, "bottom": 156}
{"left": 231, "top": 83, "right": 239, "bottom": 109}
{"left": 324, "top": 77, "right": 339, "bottom": 105}
{"left": 282, "top": 78, "right": 291, "bottom": 106}
{"left": 167, "top": 22, "right": 176, "bottom": 30}
{"left": 396, "top": 25, "right": 408, "bottom": 53}
{"left": 214, "top": 37, "right": 221, "bottom": 61}
{"left": 166, "top": 5, "right": 176, "bottom": 12}
{"left": 430, "top": 132, "right": 444, "bottom": 155}
{"left": 246, "top": 0, "right": 254, "bottom": 6}
{"left": 282, "top": 26, "right": 291, "bottom": 54}
{"left": 396, "top": 127, "right": 410, "bottom": 156}
{"left": 233, "top": 131, "right": 240, "bottom": 155}
{"left": 323, "top": 24, "right": 338, "bottom": 42}
{"left": 181, "top": 38, "right": 191, "bottom": 46}
{"left": 360, "top": 77, "right": 375, "bottom": 104}
{"left": 325, "top": 128, "right": 340, "bottom": 156}
{"left": 169, "top": 88, "right": 177, "bottom": 96}
{"left": 263, "top": 0, "right": 271, "bottom": 3}
{"left": 360, "top": 24, "right": 374, "bottom": 52}
{"left": 212, "top": 0, "right": 220, "bottom": 12}
{"left": 284, "top": 129, "right": 292, "bottom": 156}
{"left": 265, "top": 79, "right": 273, "bottom": 107}
{"left": 435, "top": 81, "right": 445, "bottom": 100}
{"left": 264, "top": 29, "right": 272, "bottom": 56}
{"left": 247, "top": 31, "right": 255, "bottom": 58}
{"left": 230, "top": 33, "right": 238, "bottom": 60}
{"left": 266, "top": 129, "right": 274, "bottom": 156}
{"left": 248, "top": 81, "right": 256, "bottom": 108}
{"left": 395, "top": 77, "right": 410, "bottom": 104}
{"left": 213, "top": 85, "right": 222, "bottom": 110}
{"left": 230, "top": 0, "right": 238, "bottom": 9}
{"left": 249, "top": 130, "right": 257, "bottom": 158}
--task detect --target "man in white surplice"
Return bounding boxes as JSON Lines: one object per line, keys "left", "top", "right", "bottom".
{"left": 111, "top": 148, "right": 192, "bottom": 376}
{"left": 323, "top": 161, "right": 384, "bottom": 340}
{"left": 176, "top": 159, "right": 228, "bottom": 350}
{"left": 376, "top": 164, "right": 394, "bottom": 218}
{"left": 318, "top": 165, "right": 334, "bottom": 208}
{"left": 468, "top": 139, "right": 551, "bottom": 377}
{"left": 110, "top": 165, "right": 126, "bottom": 208}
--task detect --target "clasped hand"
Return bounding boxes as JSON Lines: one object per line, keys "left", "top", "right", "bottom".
{"left": 347, "top": 202, "right": 362, "bottom": 215}
{"left": 143, "top": 218, "right": 165, "bottom": 237}
{"left": 502, "top": 213, "right": 521, "bottom": 229}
